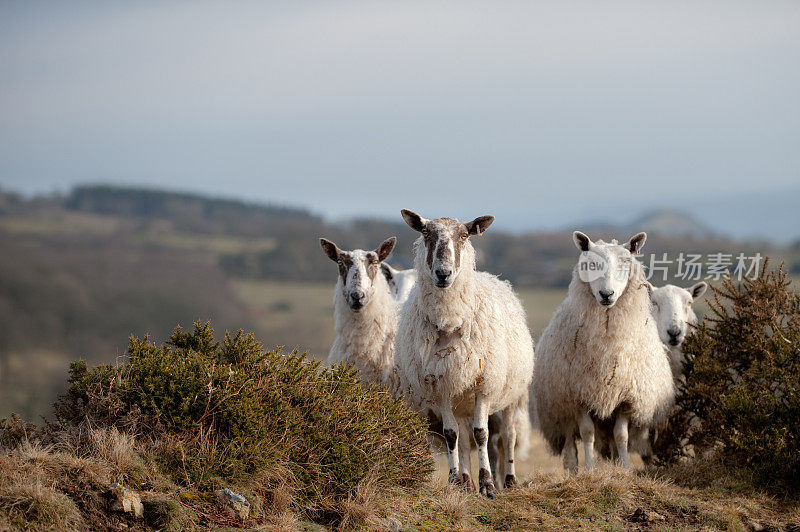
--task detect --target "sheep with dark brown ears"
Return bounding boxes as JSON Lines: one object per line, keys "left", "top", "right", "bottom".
{"left": 393, "top": 210, "right": 534, "bottom": 498}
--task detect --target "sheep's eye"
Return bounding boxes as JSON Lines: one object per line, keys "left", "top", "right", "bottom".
{"left": 460, "top": 232, "right": 469, "bottom": 240}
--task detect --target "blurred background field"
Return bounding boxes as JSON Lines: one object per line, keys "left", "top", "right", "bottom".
{"left": 0, "top": 185, "right": 770, "bottom": 421}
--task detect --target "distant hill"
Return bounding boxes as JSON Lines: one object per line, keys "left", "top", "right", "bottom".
{"left": 554, "top": 186, "right": 800, "bottom": 245}
{"left": 627, "top": 209, "right": 717, "bottom": 239}
{"left": 3, "top": 184, "right": 796, "bottom": 286}
{"left": 65, "top": 185, "right": 321, "bottom": 237}
{"left": 576, "top": 208, "right": 717, "bottom": 240}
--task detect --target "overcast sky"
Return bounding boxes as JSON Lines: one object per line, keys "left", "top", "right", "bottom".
{"left": 1, "top": 1, "right": 799, "bottom": 232}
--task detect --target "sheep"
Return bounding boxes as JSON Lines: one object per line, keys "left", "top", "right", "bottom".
{"left": 380, "top": 262, "right": 417, "bottom": 306}
{"left": 320, "top": 237, "right": 400, "bottom": 386}
{"left": 596, "top": 281, "right": 710, "bottom": 464}
{"left": 321, "top": 237, "right": 487, "bottom": 481}
{"left": 393, "top": 209, "right": 534, "bottom": 498}
{"left": 650, "top": 282, "right": 708, "bottom": 385}
{"left": 533, "top": 231, "right": 674, "bottom": 472}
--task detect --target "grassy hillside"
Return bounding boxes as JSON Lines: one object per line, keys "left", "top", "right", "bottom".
{"left": 3, "top": 439, "right": 797, "bottom": 531}
{"left": 1, "top": 321, "right": 797, "bottom": 531}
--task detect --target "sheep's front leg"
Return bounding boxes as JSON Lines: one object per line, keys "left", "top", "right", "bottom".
{"left": 440, "top": 400, "right": 461, "bottom": 484}
{"left": 473, "top": 395, "right": 497, "bottom": 498}
{"left": 563, "top": 432, "right": 578, "bottom": 473}
{"left": 640, "top": 429, "right": 654, "bottom": 467}
{"left": 500, "top": 404, "right": 517, "bottom": 488}
{"left": 457, "top": 417, "right": 475, "bottom": 491}
{"left": 614, "top": 413, "right": 631, "bottom": 469}
{"left": 579, "top": 410, "right": 596, "bottom": 471}
{"left": 488, "top": 412, "right": 502, "bottom": 485}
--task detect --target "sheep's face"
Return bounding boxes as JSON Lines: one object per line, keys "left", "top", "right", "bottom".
{"left": 320, "top": 237, "right": 396, "bottom": 311}
{"left": 573, "top": 231, "right": 647, "bottom": 308}
{"left": 651, "top": 283, "right": 707, "bottom": 347}
{"left": 401, "top": 209, "right": 494, "bottom": 289}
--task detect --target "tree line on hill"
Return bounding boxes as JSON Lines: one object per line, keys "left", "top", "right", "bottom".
{"left": 3, "top": 185, "right": 798, "bottom": 288}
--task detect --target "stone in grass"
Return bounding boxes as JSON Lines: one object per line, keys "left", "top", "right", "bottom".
{"left": 216, "top": 488, "right": 250, "bottom": 520}
{"left": 380, "top": 516, "right": 401, "bottom": 531}
{"left": 631, "top": 507, "right": 666, "bottom": 525}
{"left": 108, "top": 482, "right": 144, "bottom": 518}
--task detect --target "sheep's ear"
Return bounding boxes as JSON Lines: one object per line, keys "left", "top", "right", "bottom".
{"left": 375, "top": 237, "right": 396, "bottom": 262}
{"left": 573, "top": 231, "right": 592, "bottom": 252}
{"left": 465, "top": 215, "right": 495, "bottom": 236}
{"left": 625, "top": 232, "right": 647, "bottom": 254}
{"left": 401, "top": 209, "right": 427, "bottom": 232}
{"left": 690, "top": 281, "right": 708, "bottom": 299}
{"left": 320, "top": 238, "right": 341, "bottom": 262}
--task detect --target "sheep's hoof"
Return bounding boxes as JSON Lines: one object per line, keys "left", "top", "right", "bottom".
{"left": 478, "top": 468, "right": 497, "bottom": 499}
{"left": 448, "top": 469, "right": 460, "bottom": 485}
{"left": 461, "top": 473, "right": 476, "bottom": 493}
{"left": 503, "top": 474, "right": 517, "bottom": 489}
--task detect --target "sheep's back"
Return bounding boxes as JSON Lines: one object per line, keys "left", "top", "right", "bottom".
{"left": 533, "top": 299, "right": 581, "bottom": 453}
{"left": 470, "top": 272, "right": 534, "bottom": 400}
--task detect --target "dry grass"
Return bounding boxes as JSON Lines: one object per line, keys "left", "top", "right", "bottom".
{"left": 84, "top": 427, "right": 142, "bottom": 481}
{"left": 331, "top": 465, "right": 800, "bottom": 531}
{"left": 489, "top": 466, "right": 797, "bottom": 531}
{"left": 2, "top": 432, "right": 799, "bottom": 531}
{"left": 0, "top": 444, "right": 86, "bottom": 530}
{"left": 0, "top": 479, "right": 83, "bottom": 531}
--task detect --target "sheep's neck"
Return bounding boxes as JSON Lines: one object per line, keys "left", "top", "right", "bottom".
{"left": 334, "top": 282, "right": 396, "bottom": 355}
{"left": 433, "top": 328, "right": 464, "bottom": 358}
{"left": 571, "top": 274, "right": 649, "bottom": 338}
{"left": 420, "top": 270, "right": 476, "bottom": 334}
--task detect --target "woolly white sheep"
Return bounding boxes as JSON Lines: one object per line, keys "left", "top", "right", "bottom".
{"left": 320, "top": 237, "right": 400, "bottom": 386}
{"left": 592, "top": 281, "right": 709, "bottom": 464}
{"left": 650, "top": 282, "right": 708, "bottom": 384}
{"left": 380, "top": 262, "right": 417, "bottom": 307}
{"left": 533, "top": 231, "right": 674, "bottom": 471}
{"left": 394, "top": 210, "right": 534, "bottom": 498}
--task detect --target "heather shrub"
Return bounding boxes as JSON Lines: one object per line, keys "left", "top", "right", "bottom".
{"left": 54, "top": 321, "right": 432, "bottom": 511}
{"left": 655, "top": 261, "right": 800, "bottom": 493}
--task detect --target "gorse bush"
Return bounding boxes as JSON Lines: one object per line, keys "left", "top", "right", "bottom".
{"left": 55, "top": 322, "right": 432, "bottom": 510}
{"left": 655, "top": 261, "right": 800, "bottom": 493}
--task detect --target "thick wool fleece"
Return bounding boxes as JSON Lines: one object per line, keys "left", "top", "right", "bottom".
{"left": 533, "top": 265, "right": 674, "bottom": 455}
{"left": 394, "top": 238, "right": 534, "bottom": 419}
{"left": 329, "top": 270, "right": 398, "bottom": 386}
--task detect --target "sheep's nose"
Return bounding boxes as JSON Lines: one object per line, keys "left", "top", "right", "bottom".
{"left": 667, "top": 327, "right": 681, "bottom": 338}
{"left": 599, "top": 289, "right": 614, "bottom": 300}
{"left": 435, "top": 269, "right": 451, "bottom": 282}
{"left": 351, "top": 291, "right": 364, "bottom": 302}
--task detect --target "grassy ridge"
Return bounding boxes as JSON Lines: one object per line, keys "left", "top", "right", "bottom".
{"left": 2, "top": 436, "right": 797, "bottom": 530}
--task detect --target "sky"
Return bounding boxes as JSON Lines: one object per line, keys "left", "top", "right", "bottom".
{"left": 1, "top": 1, "right": 799, "bottom": 236}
